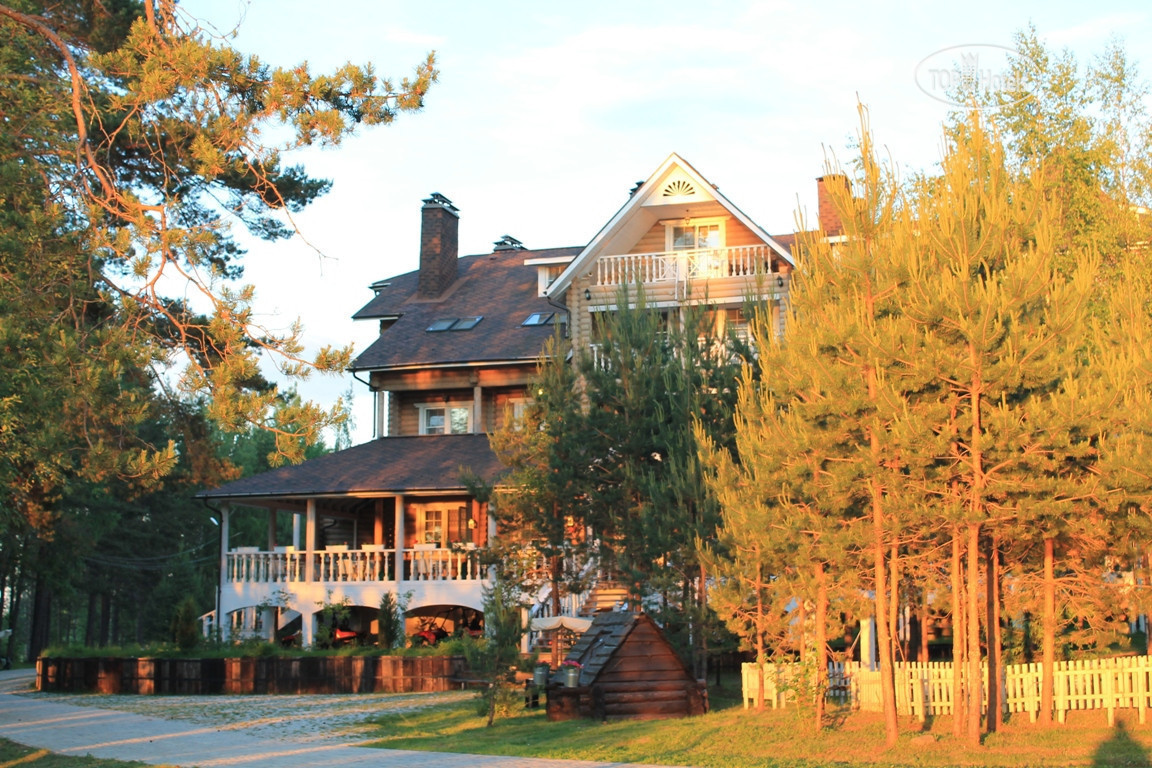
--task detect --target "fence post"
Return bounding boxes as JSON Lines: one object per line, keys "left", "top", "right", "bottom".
{"left": 1140, "top": 656, "right": 1148, "bottom": 726}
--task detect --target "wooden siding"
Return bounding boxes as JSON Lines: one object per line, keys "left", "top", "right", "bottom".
{"left": 390, "top": 387, "right": 530, "bottom": 435}
{"left": 547, "top": 615, "right": 706, "bottom": 721}
{"left": 626, "top": 216, "right": 764, "bottom": 255}
{"left": 372, "top": 365, "right": 534, "bottom": 393}
{"left": 627, "top": 221, "right": 668, "bottom": 254}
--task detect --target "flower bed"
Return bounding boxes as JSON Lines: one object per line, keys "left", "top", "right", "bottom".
{"left": 36, "top": 654, "right": 467, "bottom": 695}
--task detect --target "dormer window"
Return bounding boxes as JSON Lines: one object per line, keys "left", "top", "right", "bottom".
{"left": 426, "top": 316, "right": 483, "bottom": 332}
{"left": 524, "top": 256, "right": 574, "bottom": 296}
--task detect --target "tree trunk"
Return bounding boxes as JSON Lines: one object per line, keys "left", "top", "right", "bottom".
{"left": 99, "top": 592, "right": 112, "bottom": 647}
{"left": 487, "top": 682, "right": 497, "bottom": 727}
{"left": 755, "top": 565, "right": 765, "bottom": 711}
{"left": 815, "top": 561, "right": 828, "bottom": 733}
{"left": 550, "top": 553, "right": 562, "bottom": 667}
{"left": 85, "top": 591, "right": 99, "bottom": 647}
{"left": 697, "top": 563, "right": 709, "bottom": 682}
{"left": 966, "top": 522, "right": 982, "bottom": 745}
{"left": 110, "top": 595, "right": 120, "bottom": 646}
{"left": 866, "top": 352, "right": 898, "bottom": 747}
{"left": 889, "top": 544, "right": 901, "bottom": 663}
{"left": 872, "top": 477, "right": 898, "bottom": 747}
{"left": 1040, "top": 537, "right": 1056, "bottom": 726}
{"left": 985, "top": 536, "right": 1002, "bottom": 732}
{"left": 27, "top": 573, "right": 51, "bottom": 663}
{"left": 965, "top": 345, "right": 985, "bottom": 744}
{"left": 7, "top": 555, "right": 25, "bottom": 665}
{"left": 919, "top": 587, "right": 930, "bottom": 662}
{"left": 951, "top": 527, "right": 966, "bottom": 739}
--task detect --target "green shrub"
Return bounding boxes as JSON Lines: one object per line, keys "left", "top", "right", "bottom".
{"left": 170, "top": 596, "right": 202, "bottom": 651}
{"left": 378, "top": 591, "right": 407, "bottom": 649}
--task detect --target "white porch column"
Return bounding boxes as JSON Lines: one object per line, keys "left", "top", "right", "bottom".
{"left": 375, "top": 391, "right": 387, "bottom": 438}
{"left": 374, "top": 499, "right": 384, "bottom": 545}
{"left": 302, "top": 609, "right": 315, "bottom": 648}
{"left": 218, "top": 503, "right": 230, "bottom": 642}
{"left": 293, "top": 511, "right": 301, "bottom": 549}
{"left": 395, "top": 494, "right": 406, "bottom": 582}
{"left": 262, "top": 606, "right": 276, "bottom": 642}
{"left": 305, "top": 498, "right": 317, "bottom": 582}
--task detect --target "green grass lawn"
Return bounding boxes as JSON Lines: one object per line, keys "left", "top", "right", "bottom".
{"left": 360, "top": 684, "right": 1152, "bottom": 768}
{"left": 0, "top": 739, "right": 162, "bottom": 768}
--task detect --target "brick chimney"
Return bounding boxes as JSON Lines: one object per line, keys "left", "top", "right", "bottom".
{"left": 816, "top": 174, "right": 849, "bottom": 237}
{"left": 418, "top": 193, "right": 459, "bottom": 298}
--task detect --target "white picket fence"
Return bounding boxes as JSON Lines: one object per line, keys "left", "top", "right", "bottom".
{"left": 743, "top": 655, "right": 1152, "bottom": 725}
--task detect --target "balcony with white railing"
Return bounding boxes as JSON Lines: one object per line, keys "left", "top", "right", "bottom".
{"left": 591, "top": 244, "right": 788, "bottom": 304}
{"left": 225, "top": 544, "right": 484, "bottom": 587}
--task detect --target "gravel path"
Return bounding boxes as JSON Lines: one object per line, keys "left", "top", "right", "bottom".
{"left": 19, "top": 686, "right": 474, "bottom": 746}
{"left": 0, "top": 670, "right": 684, "bottom": 767}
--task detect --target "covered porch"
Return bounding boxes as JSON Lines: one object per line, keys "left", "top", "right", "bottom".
{"left": 196, "top": 434, "right": 503, "bottom": 647}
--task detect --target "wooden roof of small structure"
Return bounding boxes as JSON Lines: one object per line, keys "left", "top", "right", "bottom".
{"left": 562, "top": 612, "right": 692, "bottom": 688}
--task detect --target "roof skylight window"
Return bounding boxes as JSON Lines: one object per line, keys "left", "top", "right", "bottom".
{"left": 522, "top": 312, "right": 555, "bottom": 327}
{"left": 426, "top": 316, "right": 484, "bottom": 332}
{"left": 453, "top": 316, "right": 483, "bottom": 330}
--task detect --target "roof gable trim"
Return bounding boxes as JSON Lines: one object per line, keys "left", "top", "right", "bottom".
{"left": 544, "top": 153, "right": 794, "bottom": 298}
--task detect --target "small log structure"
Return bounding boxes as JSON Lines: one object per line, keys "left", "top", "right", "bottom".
{"left": 546, "top": 613, "right": 707, "bottom": 721}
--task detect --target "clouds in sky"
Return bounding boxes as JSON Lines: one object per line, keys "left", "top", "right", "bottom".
{"left": 185, "top": 0, "right": 1152, "bottom": 444}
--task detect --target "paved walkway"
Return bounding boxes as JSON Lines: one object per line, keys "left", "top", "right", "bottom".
{"left": 0, "top": 670, "right": 681, "bottom": 768}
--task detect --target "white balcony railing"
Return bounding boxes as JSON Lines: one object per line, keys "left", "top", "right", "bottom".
{"left": 595, "top": 244, "right": 782, "bottom": 290}
{"left": 225, "top": 546, "right": 484, "bottom": 585}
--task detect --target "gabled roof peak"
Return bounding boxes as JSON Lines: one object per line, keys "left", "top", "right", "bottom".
{"left": 544, "top": 153, "right": 793, "bottom": 298}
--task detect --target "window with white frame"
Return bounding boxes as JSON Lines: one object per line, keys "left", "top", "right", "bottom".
{"left": 667, "top": 217, "right": 725, "bottom": 251}
{"left": 502, "top": 397, "right": 530, "bottom": 430}
{"left": 418, "top": 404, "right": 472, "bottom": 435}
{"left": 422, "top": 507, "right": 444, "bottom": 544}
{"left": 416, "top": 505, "right": 471, "bottom": 545}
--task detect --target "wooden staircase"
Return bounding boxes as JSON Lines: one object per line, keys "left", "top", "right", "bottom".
{"left": 530, "top": 583, "right": 630, "bottom": 659}
{"left": 581, "top": 582, "right": 628, "bottom": 614}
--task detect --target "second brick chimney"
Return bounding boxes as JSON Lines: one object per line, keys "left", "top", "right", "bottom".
{"left": 816, "top": 174, "right": 849, "bottom": 237}
{"left": 418, "top": 193, "right": 459, "bottom": 298}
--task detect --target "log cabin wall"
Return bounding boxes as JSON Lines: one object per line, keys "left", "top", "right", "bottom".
{"left": 547, "top": 614, "right": 706, "bottom": 721}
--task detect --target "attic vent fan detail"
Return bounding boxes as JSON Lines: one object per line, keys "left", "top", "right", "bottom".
{"left": 662, "top": 179, "right": 696, "bottom": 197}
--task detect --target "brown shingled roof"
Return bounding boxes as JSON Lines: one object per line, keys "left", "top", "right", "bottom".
{"left": 351, "top": 246, "right": 582, "bottom": 371}
{"left": 195, "top": 434, "right": 504, "bottom": 500}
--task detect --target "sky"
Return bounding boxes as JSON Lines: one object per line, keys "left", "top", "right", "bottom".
{"left": 183, "top": 0, "right": 1152, "bottom": 445}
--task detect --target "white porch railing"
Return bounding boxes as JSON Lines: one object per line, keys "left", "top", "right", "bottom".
{"left": 405, "top": 547, "right": 484, "bottom": 581}
{"left": 594, "top": 245, "right": 781, "bottom": 289}
{"left": 225, "top": 546, "right": 482, "bottom": 585}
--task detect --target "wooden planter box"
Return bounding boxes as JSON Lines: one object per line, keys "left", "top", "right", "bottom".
{"left": 36, "top": 655, "right": 465, "bottom": 695}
